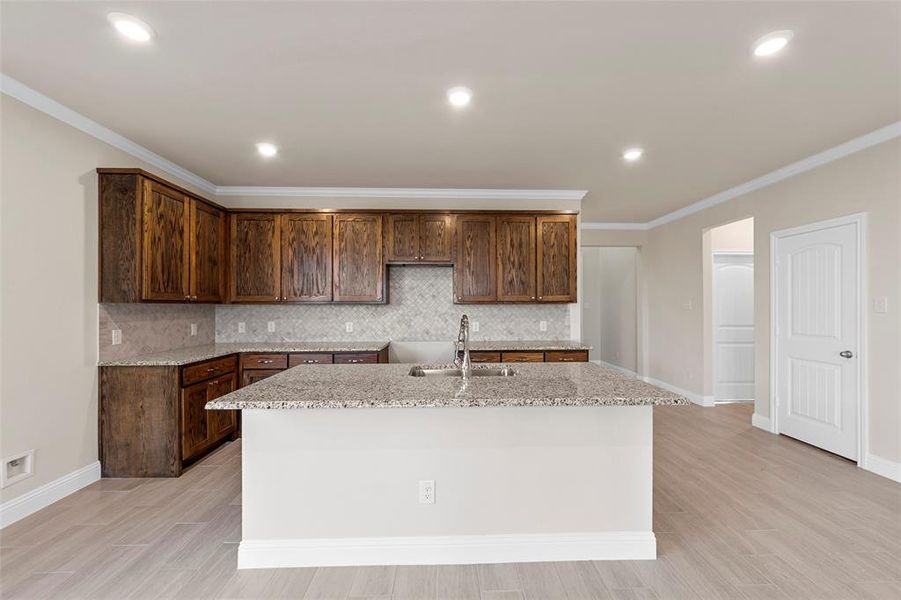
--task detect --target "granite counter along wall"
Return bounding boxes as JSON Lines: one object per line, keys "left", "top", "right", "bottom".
{"left": 215, "top": 266, "right": 570, "bottom": 343}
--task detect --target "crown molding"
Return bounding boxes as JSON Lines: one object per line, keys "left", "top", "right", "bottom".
{"left": 215, "top": 186, "right": 587, "bottom": 201}
{"left": 0, "top": 73, "right": 218, "bottom": 195}
{"left": 580, "top": 222, "right": 648, "bottom": 231}
{"left": 645, "top": 120, "right": 901, "bottom": 229}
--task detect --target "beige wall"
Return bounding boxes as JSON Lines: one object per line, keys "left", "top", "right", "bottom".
{"left": 581, "top": 228, "right": 647, "bottom": 247}
{"left": 644, "top": 139, "right": 901, "bottom": 463}
{"left": 0, "top": 97, "right": 209, "bottom": 503}
{"left": 710, "top": 217, "right": 754, "bottom": 253}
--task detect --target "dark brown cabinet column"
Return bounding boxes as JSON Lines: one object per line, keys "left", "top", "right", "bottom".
{"left": 497, "top": 215, "right": 536, "bottom": 302}
{"left": 229, "top": 213, "right": 281, "bottom": 302}
{"left": 333, "top": 214, "right": 385, "bottom": 302}
{"left": 537, "top": 215, "right": 577, "bottom": 302}
{"left": 454, "top": 214, "right": 497, "bottom": 302}
{"left": 141, "top": 180, "right": 190, "bottom": 301}
{"left": 282, "top": 214, "right": 333, "bottom": 302}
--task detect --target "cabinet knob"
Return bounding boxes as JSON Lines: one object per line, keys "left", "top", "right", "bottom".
{"left": 191, "top": 295, "right": 197, "bottom": 301}
{"left": 531, "top": 296, "right": 535, "bottom": 300}
{"left": 538, "top": 296, "right": 543, "bottom": 300}
{"left": 206, "top": 368, "right": 216, "bottom": 373}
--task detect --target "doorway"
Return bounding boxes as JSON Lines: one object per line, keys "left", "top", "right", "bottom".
{"left": 771, "top": 214, "right": 864, "bottom": 461}
{"left": 704, "top": 218, "right": 755, "bottom": 404}
{"left": 581, "top": 247, "right": 638, "bottom": 373}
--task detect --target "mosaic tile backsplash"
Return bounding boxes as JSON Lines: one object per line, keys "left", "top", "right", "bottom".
{"left": 99, "top": 303, "right": 216, "bottom": 362}
{"left": 216, "top": 266, "right": 571, "bottom": 342}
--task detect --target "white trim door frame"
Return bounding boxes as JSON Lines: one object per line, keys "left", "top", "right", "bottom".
{"left": 769, "top": 213, "right": 867, "bottom": 465}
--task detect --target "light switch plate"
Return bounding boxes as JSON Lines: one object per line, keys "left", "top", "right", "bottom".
{"left": 874, "top": 297, "right": 889, "bottom": 314}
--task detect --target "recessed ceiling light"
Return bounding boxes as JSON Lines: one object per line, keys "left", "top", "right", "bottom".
{"left": 256, "top": 142, "right": 278, "bottom": 157}
{"left": 752, "top": 30, "right": 794, "bottom": 57}
{"left": 107, "top": 13, "right": 155, "bottom": 43}
{"left": 623, "top": 148, "right": 644, "bottom": 162}
{"left": 447, "top": 86, "right": 473, "bottom": 108}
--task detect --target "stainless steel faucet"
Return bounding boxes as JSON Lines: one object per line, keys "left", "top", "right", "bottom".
{"left": 454, "top": 314, "right": 472, "bottom": 380}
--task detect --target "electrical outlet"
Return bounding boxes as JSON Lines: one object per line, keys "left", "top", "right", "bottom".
{"left": 238, "top": 322, "right": 246, "bottom": 334}
{"left": 874, "top": 297, "right": 889, "bottom": 314}
{"left": 190, "top": 323, "right": 197, "bottom": 336}
{"left": 267, "top": 321, "right": 276, "bottom": 333}
{"left": 345, "top": 322, "right": 353, "bottom": 333}
{"left": 418, "top": 480, "right": 435, "bottom": 504}
{"left": 539, "top": 320, "right": 548, "bottom": 332}
{"left": 684, "top": 299, "right": 694, "bottom": 310}
{"left": 111, "top": 329, "right": 122, "bottom": 345}
{"left": 472, "top": 321, "right": 480, "bottom": 332}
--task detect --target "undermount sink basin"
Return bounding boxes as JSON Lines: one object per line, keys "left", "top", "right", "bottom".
{"left": 408, "top": 366, "right": 516, "bottom": 378}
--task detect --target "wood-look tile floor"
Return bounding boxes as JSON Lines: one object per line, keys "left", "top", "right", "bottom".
{"left": 2, "top": 403, "right": 900, "bottom": 599}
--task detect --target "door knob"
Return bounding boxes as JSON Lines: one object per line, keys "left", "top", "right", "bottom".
{"left": 839, "top": 350, "right": 854, "bottom": 359}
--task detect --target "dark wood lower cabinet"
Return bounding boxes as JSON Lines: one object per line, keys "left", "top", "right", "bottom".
{"left": 100, "top": 357, "right": 239, "bottom": 478}
{"left": 241, "top": 368, "right": 283, "bottom": 387}
{"left": 468, "top": 349, "right": 589, "bottom": 363}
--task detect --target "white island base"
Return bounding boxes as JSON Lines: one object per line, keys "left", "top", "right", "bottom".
{"left": 238, "top": 405, "right": 655, "bottom": 569}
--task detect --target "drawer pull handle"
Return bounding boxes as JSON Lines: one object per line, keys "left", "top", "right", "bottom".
{"left": 304, "top": 360, "right": 317, "bottom": 364}
{"left": 562, "top": 358, "right": 574, "bottom": 361}
{"left": 206, "top": 368, "right": 217, "bottom": 372}
{"left": 260, "top": 360, "right": 273, "bottom": 364}
{"left": 208, "top": 379, "right": 218, "bottom": 385}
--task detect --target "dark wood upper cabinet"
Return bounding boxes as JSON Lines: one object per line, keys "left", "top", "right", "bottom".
{"left": 385, "top": 214, "right": 419, "bottom": 263}
{"left": 282, "top": 214, "right": 333, "bottom": 302}
{"left": 537, "top": 215, "right": 577, "bottom": 302}
{"left": 454, "top": 214, "right": 497, "bottom": 303}
{"left": 497, "top": 215, "right": 536, "bottom": 302}
{"left": 229, "top": 213, "right": 281, "bottom": 302}
{"left": 190, "top": 201, "right": 226, "bottom": 303}
{"left": 385, "top": 213, "right": 453, "bottom": 263}
{"left": 141, "top": 180, "right": 190, "bottom": 301}
{"left": 419, "top": 214, "right": 454, "bottom": 262}
{"left": 333, "top": 214, "right": 385, "bottom": 302}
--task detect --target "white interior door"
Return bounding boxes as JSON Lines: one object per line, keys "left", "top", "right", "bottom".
{"left": 775, "top": 220, "right": 860, "bottom": 460}
{"left": 713, "top": 253, "right": 754, "bottom": 401}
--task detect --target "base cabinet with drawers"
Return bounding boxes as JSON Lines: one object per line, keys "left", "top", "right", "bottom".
{"left": 239, "top": 349, "right": 388, "bottom": 386}
{"left": 469, "top": 349, "right": 589, "bottom": 363}
{"left": 100, "top": 355, "right": 239, "bottom": 478}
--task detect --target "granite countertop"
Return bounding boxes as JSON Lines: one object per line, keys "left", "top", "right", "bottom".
{"left": 206, "top": 362, "right": 687, "bottom": 410}
{"left": 468, "top": 340, "right": 592, "bottom": 352}
{"left": 98, "top": 342, "right": 390, "bottom": 367}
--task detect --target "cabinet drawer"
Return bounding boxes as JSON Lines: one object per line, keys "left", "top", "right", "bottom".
{"left": 241, "top": 353, "right": 288, "bottom": 370}
{"left": 334, "top": 352, "right": 379, "bottom": 364}
{"left": 182, "top": 355, "right": 237, "bottom": 387}
{"left": 545, "top": 350, "right": 589, "bottom": 363}
{"left": 470, "top": 351, "right": 501, "bottom": 363}
{"left": 289, "top": 353, "right": 334, "bottom": 367}
{"left": 501, "top": 351, "right": 544, "bottom": 363}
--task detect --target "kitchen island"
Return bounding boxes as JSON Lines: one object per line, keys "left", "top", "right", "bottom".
{"left": 207, "top": 362, "right": 687, "bottom": 569}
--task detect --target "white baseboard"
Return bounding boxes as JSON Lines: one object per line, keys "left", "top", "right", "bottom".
{"left": 238, "top": 531, "right": 656, "bottom": 569}
{"left": 641, "top": 376, "right": 713, "bottom": 407}
{"left": 0, "top": 461, "right": 100, "bottom": 529}
{"left": 751, "top": 413, "right": 775, "bottom": 433}
{"left": 594, "top": 359, "right": 638, "bottom": 377}
{"left": 864, "top": 454, "right": 901, "bottom": 484}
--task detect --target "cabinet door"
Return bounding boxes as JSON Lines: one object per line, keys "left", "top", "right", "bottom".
{"left": 207, "top": 374, "right": 237, "bottom": 440}
{"left": 385, "top": 214, "right": 419, "bottom": 263}
{"left": 496, "top": 216, "right": 536, "bottom": 302}
{"left": 190, "top": 200, "right": 226, "bottom": 303}
{"left": 420, "top": 214, "right": 453, "bottom": 262}
{"left": 282, "top": 214, "right": 332, "bottom": 301}
{"left": 241, "top": 369, "right": 283, "bottom": 387}
{"left": 229, "top": 214, "right": 281, "bottom": 302}
{"left": 181, "top": 381, "right": 212, "bottom": 460}
{"left": 333, "top": 214, "right": 384, "bottom": 302}
{"left": 536, "top": 215, "right": 577, "bottom": 302}
{"left": 454, "top": 215, "right": 496, "bottom": 302}
{"left": 142, "top": 180, "right": 190, "bottom": 301}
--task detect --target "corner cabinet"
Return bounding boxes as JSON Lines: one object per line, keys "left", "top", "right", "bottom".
{"left": 99, "top": 170, "right": 226, "bottom": 303}
{"left": 334, "top": 214, "right": 385, "bottom": 302}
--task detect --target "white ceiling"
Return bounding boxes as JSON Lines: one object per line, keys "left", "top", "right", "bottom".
{"left": 2, "top": 1, "right": 899, "bottom": 222}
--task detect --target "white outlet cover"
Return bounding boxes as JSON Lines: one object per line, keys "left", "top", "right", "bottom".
{"left": 539, "top": 320, "right": 548, "bottom": 331}
{"left": 472, "top": 321, "right": 480, "bottom": 332}
{"left": 238, "top": 322, "right": 246, "bottom": 333}
{"left": 418, "top": 480, "right": 435, "bottom": 504}
{"left": 190, "top": 323, "right": 197, "bottom": 336}
{"left": 111, "top": 329, "right": 122, "bottom": 345}
{"left": 267, "top": 321, "right": 276, "bottom": 332}
{"left": 1, "top": 449, "right": 34, "bottom": 488}
{"left": 874, "top": 297, "right": 889, "bottom": 314}
{"left": 345, "top": 322, "right": 353, "bottom": 333}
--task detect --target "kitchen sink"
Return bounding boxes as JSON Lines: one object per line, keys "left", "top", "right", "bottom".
{"left": 408, "top": 366, "right": 516, "bottom": 377}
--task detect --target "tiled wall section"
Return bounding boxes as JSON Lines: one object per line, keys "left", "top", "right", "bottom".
{"left": 99, "top": 303, "right": 216, "bottom": 361}
{"left": 216, "top": 266, "right": 571, "bottom": 342}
